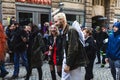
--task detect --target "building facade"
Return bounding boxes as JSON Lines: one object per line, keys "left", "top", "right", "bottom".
{"left": 52, "top": 0, "right": 85, "bottom": 26}
{"left": 0, "top": 0, "right": 51, "bottom": 26}
{"left": 52, "top": 0, "right": 120, "bottom": 27}
{"left": 0, "top": 0, "right": 120, "bottom": 27}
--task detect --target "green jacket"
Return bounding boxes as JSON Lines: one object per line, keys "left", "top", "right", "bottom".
{"left": 66, "top": 28, "right": 89, "bottom": 70}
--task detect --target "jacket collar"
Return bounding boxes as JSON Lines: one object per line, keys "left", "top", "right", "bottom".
{"left": 63, "top": 24, "right": 69, "bottom": 35}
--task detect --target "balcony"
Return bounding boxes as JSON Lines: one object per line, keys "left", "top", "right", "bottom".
{"left": 63, "top": 0, "right": 84, "bottom": 3}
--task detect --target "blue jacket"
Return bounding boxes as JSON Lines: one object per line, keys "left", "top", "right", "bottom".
{"left": 106, "top": 33, "right": 120, "bottom": 60}
{"left": 106, "top": 22, "right": 120, "bottom": 60}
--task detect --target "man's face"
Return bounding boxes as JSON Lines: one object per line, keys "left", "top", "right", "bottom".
{"left": 54, "top": 18, "right": 64, "bottom": 29}
{"left": 113, "top": 26, "right": 119, "bottom": 32}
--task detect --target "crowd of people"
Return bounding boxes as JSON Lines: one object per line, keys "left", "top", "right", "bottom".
{"left": 0, "top": 12, "right": 120, "bottom": 80}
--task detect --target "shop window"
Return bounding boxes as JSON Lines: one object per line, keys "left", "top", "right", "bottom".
{"left": 79, "top": 15, "right": 84, "bottom": 26}
{"left": 41, "top": 14, "right": 49, "bottom": 27}
{"left": 19, "top": 12, "right": 33, "bottom": 26}
{"left": 66, "top": 14, "right": 76, "bottom": 25}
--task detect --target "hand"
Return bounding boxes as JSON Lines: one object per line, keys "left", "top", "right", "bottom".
{"left": 64, "top": 65, "right": 70, "bottom": 73}
{"left": 105, "top": 58, "right": 109, "bottom": 63}
{"left": 22, "top": 37, "right": 27, "bottom": 42}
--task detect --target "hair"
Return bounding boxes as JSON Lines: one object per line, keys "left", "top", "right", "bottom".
{"left": 54, "top": 12, "right": 67, "bottom": 23}
{"left": 49, "top": 25, "right": 59, "bottom": 36}
{"left": 28, "top": 23, "right": 39, "bottom": 32}
{"left": 84, "top": 28, "right": 92, "bottom": 36}
{"left": 44, "top": 22, "right": 49, "bottom": 26}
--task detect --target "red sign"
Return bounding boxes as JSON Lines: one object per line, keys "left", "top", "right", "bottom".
{"left": 16, "top": 0, "right": 51, "bottom": 5}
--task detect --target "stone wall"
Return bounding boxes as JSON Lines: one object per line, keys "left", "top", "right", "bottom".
{"left": 1, "top": 0, "right": 16, "bottom": 26}
{"left": 109, "top": 0, "right": 115, "bottom": 27}
{"left": 85, "top": 0, "right": 92, "bottom": 27}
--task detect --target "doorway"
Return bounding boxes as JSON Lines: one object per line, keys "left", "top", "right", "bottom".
{"left": 19, "top": 12, "right": 33, "bottom": 26}
{"left": 92, "top": 16, "right": 107, "bottom": 29}
{"left": 41, "top": 14, "right": 49, "bottom": 27}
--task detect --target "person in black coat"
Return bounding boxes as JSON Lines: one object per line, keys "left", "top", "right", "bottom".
{"left": 99, "top": 26, "right": 109, "bottom": 67}
{"left": 11, "top": 24, "right": 29, "bottom": 79}
{"left": 47, "top": 25, "right": 63, "bottom": 80}
{"left": 25, "top": 24, "right": 45, "bottom": 80}
{"left": 93, "top": 26, "right": 101, "bottom": 64}
{"left": 6, "top": 24, "right": 16, "bottom": 63}
{"left": 83, "top": 28, "right": 97, "bottom": 80}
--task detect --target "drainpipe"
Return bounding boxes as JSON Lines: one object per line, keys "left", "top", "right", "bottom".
{"left": 83, "top": 0, "right": 86, "bottom": 27}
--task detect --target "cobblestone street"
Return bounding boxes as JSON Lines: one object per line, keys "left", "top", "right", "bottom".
{"left": 2, "top": 61, "right": 113, "bottom": 80}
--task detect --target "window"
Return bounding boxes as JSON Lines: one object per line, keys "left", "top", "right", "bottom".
{"left": 64, "top": 0, "right": 84, "bottom": 3}
{"left": 19, "top": 12, "right": 33, "bottom": 26}
{"left": 93, "top": 0, "right": 105, "bottom": 6}
{"left": 115, "top": 0, "right": 120, "bottom": 7}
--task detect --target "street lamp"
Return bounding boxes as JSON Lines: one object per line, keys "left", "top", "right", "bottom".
{"left": 59, "top": 2, "right": 64, "bottom": 12}
{"left": 51, "top": 1, "right": 64, "bottom": 17}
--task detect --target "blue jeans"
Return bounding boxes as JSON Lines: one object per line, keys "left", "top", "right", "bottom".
{"left": 0, "top": 63, "right": 8, "bottom": 74}
{"left": 13, "top": 51, "right": 28, "bottom": 76}
{"left": 109, "top": 58, "right": 120, "bottom": 80}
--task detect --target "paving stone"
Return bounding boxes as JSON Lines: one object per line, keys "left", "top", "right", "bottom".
{"left": 3, "top": 62, "right": 113, "bottom": 80}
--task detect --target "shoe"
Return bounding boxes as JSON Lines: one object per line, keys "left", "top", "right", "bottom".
{"left": 0, "top": 71, "right": 9, "bottom": 78}
{"left": 96, "top": 62, "right": 101, "bottom": 64}
{"left": 25, "top": 76, "right": 30, "bottom": 80}
{"left": 101, "top": 63, "right": 105, "bottom": 67}
{"left": 25, "top": 77, "right": 29, "bottom": 80}
{"left": 11, "top": 75, "right": 18, "bottom": 79}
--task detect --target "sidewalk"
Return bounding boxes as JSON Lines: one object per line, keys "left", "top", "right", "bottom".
{"left": 3, "top": 62, "right": 113, "bottom": 80}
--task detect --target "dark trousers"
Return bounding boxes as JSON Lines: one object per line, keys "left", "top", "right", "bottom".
{"left": 102, "top": 55, "right": 106, "bottom": 64}
{"left": 85, "top": 58, "right": 95, "bottom": 80}
{"left": 96, "top": 51, "right": 101, "bottom": 63}
{"left": 26, "top": 67, "right": 42, "bottom": 80}
{"left": 109, "top": 58, "right": 116, "bottom": 80}
{"left": 0, "top": 63, "right": 8, "bottom": 74}
{"left": 9, "top": 51, "right": 14, "bottom": 63}
{"left": 26, "top": 53, "right": 42, "bottom": 80}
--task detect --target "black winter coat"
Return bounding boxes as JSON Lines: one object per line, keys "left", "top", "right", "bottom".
{"left": 47, "top": 35, "right": 63, "bottom": 65}
{"left": 28, "top": 32, "right": 45, "bottom": 68}
{"left": 85, "top": 36, "right": 97, "bottom": 60}
{"left": 12, "top": 28, "right": 28, "bottom": 52}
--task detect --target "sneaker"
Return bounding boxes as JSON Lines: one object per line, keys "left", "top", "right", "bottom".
{"left": 101, "top": 64, "right": 105, "bottom": 68}
{"left": 96, "top": 62, "right": 101, "bottom": 64}
{"left": 11, "top": 75, "right": 18, "bottom": 79}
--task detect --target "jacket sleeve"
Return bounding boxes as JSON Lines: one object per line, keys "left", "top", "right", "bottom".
{"left": 66, "top": 29, "right": 78, "bottom": 67}
{"left": 33, "top": 33, "right": 45, "bottom": 54}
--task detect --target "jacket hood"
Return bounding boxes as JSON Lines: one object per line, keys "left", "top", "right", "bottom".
{"left": 113, "top": 22, "right": 120, "bottom": 30}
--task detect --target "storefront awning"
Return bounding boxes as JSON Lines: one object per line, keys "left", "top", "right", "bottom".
{"left": 16, "top": 0, "right": 51, "bottom": 5}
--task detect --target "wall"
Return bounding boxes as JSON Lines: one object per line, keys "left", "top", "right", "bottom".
{"left": 1, "top": 0, "right": 16, "bottom": 26}
{"left": 85, "top": 0, "right": 92, "bottom": 27}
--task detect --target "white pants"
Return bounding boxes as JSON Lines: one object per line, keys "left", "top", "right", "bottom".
{"left": 61, "top": 53, "right": 82, "bottom": 80}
